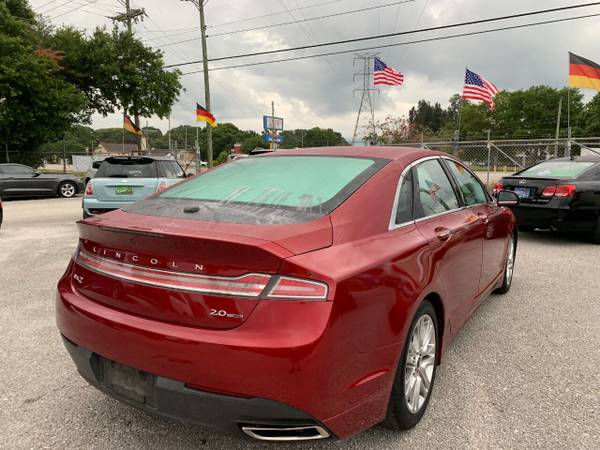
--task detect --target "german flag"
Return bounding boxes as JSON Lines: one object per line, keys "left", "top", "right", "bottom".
{"left": 196, "top": 103, "right": 217, "bottom": 128}
{"left": 569, "top": 52, "right": 600, "bottom": 91}
{"left": 123, "top": 115, "right": 143, "bottom": 136}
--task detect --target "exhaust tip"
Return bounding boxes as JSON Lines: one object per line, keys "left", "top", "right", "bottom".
{"left": 240, "top": 424, "right": 331, "bottom": 441}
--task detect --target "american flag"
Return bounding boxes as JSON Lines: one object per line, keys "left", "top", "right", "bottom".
{"left": 374, "top": 57, "right": 404, "bottom": 86}
{"left": 463, "top": 68, "right": 499, "bottom": 110}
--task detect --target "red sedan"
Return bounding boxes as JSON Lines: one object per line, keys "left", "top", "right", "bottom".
{"left": 56, "top": 147, "right": 518, "bottom": 441}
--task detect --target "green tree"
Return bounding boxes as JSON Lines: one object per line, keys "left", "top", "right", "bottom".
{"left": 583, "top": 92, "right": 600, "bottom": 135}
{"left": 0, "top": 0, "right": 87, "bottom": 164}
{"left": 281, "top": 127, "right": 347, "bottom": 148}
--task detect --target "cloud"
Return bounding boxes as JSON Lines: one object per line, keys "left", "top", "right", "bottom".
{"left": 31, "top": 0, "right": 600, "bottom": 138}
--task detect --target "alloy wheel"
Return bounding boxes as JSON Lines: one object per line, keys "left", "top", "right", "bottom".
{"left": 60, "top": 183, "right": 76, "bottom": 198}
{"left": 404, "top": 314, "right": 436, "bottom": 414}
{"left": 505, "top": 237, "right": 515, "bottom": 286}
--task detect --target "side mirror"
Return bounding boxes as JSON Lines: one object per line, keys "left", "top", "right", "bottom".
{"left": 497, "top": 190, "right": 519, "bottom": 207}
{"left": 33, "top": 172, "right": 41, "bottom": 177}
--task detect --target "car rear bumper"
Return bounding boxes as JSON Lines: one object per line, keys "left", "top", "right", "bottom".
{"left": 61, "top": 335, "right": 330, "bottom": 441}
{"left": 56, "top": 271, "right": 393, "bottom": 439}
{"left": 510, "top": 205, "right": 597, "bottom": 232}
{"left": 82, "top": 198, "right": 135, "bottom": 216}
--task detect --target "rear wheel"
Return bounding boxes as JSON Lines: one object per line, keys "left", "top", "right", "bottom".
{"left": 58, "top": 181, "right": 77, "bottom": 198}
{"left": 385, "top": 301, "right": 438, "bottom": 430}
{"left": 591, "top": 217, "right": 600, "bottom": 245}
{"left": 494, "top": 235, "right": 516, "bottom": 294}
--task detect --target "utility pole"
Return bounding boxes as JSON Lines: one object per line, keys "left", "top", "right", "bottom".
{"left": 182, "top": 0, "right": 213, "bottom": 167}
{"left": 111, "top": 1, "right": 145, "bottom": 154}
{"left": 270, "top": 101, "right": 278, "bottom": 150}
{"left": 351, "top": 53, "right": 379, "bottom": 145}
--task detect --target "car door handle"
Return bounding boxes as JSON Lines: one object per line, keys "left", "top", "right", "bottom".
{"left": 434, "top": 227, "right": 453, "bottom": 242}
{"left": 477, "top": 213, "right": 490, "bottom": 224}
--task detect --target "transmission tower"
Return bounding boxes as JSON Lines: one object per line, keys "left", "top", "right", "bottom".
{"left": 351, "top": 53, "right": 379, "bottom": 145}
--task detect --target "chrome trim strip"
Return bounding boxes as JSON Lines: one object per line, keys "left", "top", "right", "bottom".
{"left": 241, "top": 425, "right": 331, "bottom": 441}
{"left": 75, "top": 249, "right": 271, "bottom": 297}
{"left": 389, "top": 155, "right": 463, "bottom": 230}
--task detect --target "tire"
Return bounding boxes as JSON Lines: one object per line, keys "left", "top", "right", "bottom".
{"left": 494, "top": 234, "right": 517, "bottom": 294}
{"left": 590, "top": 218, "right": 600, "bottom": 245}
{"left": 58, "top": 181, "right": 77, "bottom": 198}
{"left": 518, "top": 225, "right": 534, "bottom": 232}
{"left": 385, "top": 301, "right": 438, "bottom": 430}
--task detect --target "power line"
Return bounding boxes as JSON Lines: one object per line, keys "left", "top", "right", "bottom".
{"left": 206, "top": 0, "right": 416, "bottom": 38}
{"left": 51, "top": 1, "right": 106, "bottom": 19}
{"left": 208, "top": 0, "right": 349, "bottom": 28}
{"left": 179, "top": 12, "right": 600, "bottom": 75}
{"left": 165, "top": 2, "right": 600, "bottom": 68}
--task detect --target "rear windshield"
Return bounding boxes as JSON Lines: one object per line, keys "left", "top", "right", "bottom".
{"left": 96, "top": 159, "right": 157, "bottom": 178}
{"left": 125, "top": 155, "right": 388, "bottom": 224}
{"left": 518, "top": 161, "right": 595, "bottom": 179}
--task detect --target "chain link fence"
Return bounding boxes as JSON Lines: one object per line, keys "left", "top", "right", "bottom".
{"left": 392, "top": 137, "right": 600, "bottom": 186}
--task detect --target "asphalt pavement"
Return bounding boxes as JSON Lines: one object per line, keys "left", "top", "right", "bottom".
{"left": 1, "top": 197, "right": 598, "bottom": 449}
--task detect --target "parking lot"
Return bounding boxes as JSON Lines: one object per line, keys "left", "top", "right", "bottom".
{"left": 1, "top": 197, "right": 598, "bottom": 449}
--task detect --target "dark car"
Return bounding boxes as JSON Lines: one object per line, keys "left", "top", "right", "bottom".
{"left": 0, "top": 196, "right": 3, "bottom": 229}
{"left": 494, "top": 156, "right": 600, "bottom": 243}
{"left": 0, "top": 164, "right": 84, "bottom": 199}
{"left": 57, "top": 147, "right": 518, "bottom": 441}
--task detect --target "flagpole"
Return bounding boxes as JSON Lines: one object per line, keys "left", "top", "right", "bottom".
{"left": 122, "top": 112, "right": 125, "bottom": 154}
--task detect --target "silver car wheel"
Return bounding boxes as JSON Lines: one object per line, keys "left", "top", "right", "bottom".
{"left": 505, "top": 237, "right": 515, "bottom": 286}
{"left": 60, "top": 182, "right": 76, "bottom": 198}
{"left": 404, "top": 314, "right": 436, "bottom": 414}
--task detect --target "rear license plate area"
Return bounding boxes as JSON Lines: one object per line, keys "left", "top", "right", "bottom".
{"left": 513, "top": 186, "right": 532, "bottom": 199}
{"left": 115, "top": 186, "right": 134, "bottom": 195}
{"left": 101, "top": 359, "right": 155, "bottom": 405}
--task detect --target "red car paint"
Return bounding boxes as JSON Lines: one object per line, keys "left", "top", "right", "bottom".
{"left": 56, "top": 147, "right": 515, "bottom": 439}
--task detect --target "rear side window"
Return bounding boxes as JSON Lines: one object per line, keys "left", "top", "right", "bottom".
{"left": 395, "top": 169, "right": 414, "bottom": 225}
{"left": 158, "top": 161, "right": 185, "bottom": 178}
{"left": 160, "top": 156, "right": 385, "bottom": 213}
{"left": 519, "top": 161, "right": 595, "bottom": 179}
{"left": 444, "top": 160, "right": 490, "bottom": 206}
{"left": 414, "top": 159, "right": 459, "bottom": 218}
{"left": 1, "top": 165, "right": 34, "bottom": 175}
{"left": 96, "top": 159, "right": 157, "bottom": 178}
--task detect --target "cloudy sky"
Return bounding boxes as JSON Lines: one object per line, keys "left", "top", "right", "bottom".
{"left": 30, "top": 0, "right": 600, "bottom": 139}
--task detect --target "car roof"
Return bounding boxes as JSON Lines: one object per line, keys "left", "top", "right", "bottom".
{"left": 104, "top": 156, "right": 175, "bottom": 162}
{"left": 259, "top": 146, "right": 445, "bottom": 164}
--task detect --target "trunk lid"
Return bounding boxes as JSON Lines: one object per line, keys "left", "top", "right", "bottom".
{"left": 72, "top": 210, "right": 332, "bottom": 329}
{"left": 501, "top": 176, "right": 563, "bottom": 205}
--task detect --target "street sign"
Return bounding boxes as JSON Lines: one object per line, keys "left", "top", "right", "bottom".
{"left": 263, "top": 116, "right": 284, "bottom": 132}
{"left": 263, "top": 133, "right": 284, "bottom": 144}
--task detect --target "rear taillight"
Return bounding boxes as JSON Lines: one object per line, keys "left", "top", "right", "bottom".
{"left": 266, "top": 276, "right": 328, "bottom": 301}
{"left": 542, "top": 186, "right": 557, "bottom": 197}
{"left": 493, "top": 182, "right": 503, "bottom": 194}
{"left": 555, "top": 184, "right": 577, "bottom": 197}
{"left": 84, "top": 182, "right": 94, "bottom": 196}
{"left": 74, "top": 249, "right": 329, "bottom": 300}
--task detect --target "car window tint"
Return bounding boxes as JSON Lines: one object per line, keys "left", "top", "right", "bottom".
{"left": 444, "top": 160, "right": 489, "bottom": 206}
{"left": 159, "top": 161, "right": 185, "bottom": 178}
{"left": 414, "top": 159, "right": 459, "bottom": 218}
{"left": 96, "top": 160, "right": 156, "bottom": 178}
{"left": 160, "top": 156, "right": 384, "bottom": 212}
{"left": 395, "top": 169, "right": 414, "bottom": 224}
{"left": 519, "top": 161, "right": 595, "bottom": 178}
{"left": 1, "top": 165, "right": 33, "bottom": 175}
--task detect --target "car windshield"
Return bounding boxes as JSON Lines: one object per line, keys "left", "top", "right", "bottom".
{"left": 125, "top": 155, "right": 388, "bottom": 224}
{"left": 96, "top": 159, "right": 156, "bottom": 178}
{"left": 519, "top": 161, "right": 595, "bottom": 179}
